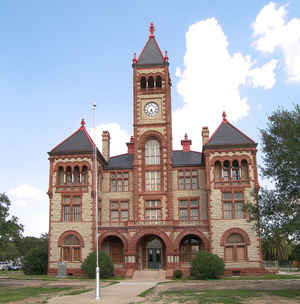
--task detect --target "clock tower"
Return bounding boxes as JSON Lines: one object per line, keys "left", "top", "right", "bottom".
{"left": 132, "top": 23, "right": 173, "bottom": 223}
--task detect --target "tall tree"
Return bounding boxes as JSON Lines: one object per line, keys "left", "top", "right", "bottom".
{"left": 247, "top": 105, "right": 300, "bottom": 243}
{"left": 0, "top": 193, "right": 23, "bottom": 254}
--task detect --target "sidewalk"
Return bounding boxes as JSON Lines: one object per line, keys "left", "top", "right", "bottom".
{"left": 47, "top": 281, "right": 158, "bottom": 304}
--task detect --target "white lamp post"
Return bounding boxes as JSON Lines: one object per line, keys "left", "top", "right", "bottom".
{"left": 93, "top": 103, "right": 100, "bottom": 300}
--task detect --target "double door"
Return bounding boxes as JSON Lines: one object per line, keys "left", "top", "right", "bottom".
{"left": 147, "top": 248, "right": 161, "bottom": 269}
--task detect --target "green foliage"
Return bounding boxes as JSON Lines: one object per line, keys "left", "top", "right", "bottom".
{"left": 173, "top": 269, "right": 183, "bottom": 279}
{"left": 81, "top": 251, "right": 114, "bottom": 278}
{"left": 190, "top": 250, "right": 225, "bottom": 279}
{"left": 261, "top": 233, "right": 292, "bottom": 262}
{"left": 22, "top": 245, "right": 48, "bottom": 275}
{"left": 0, "top": 193, "right": 23, "bottom": 253}
{"left": 246, "top": 105, "right": 300, "bottom": 244}
{"left": 291, "top": 244, "right": 300, "bottom": 261}
{"left": 16, "top": 233, "right": 48, "bottom": 258}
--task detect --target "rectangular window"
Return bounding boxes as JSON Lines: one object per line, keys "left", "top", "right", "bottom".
{"left": 178, "top": 169, "right": 198, "bottom": 190}
{"left": 145, "top": 200, "right": 161, "bottom": 221}
{"left": 110, "top": 200, "right": 129, "bottom": 222}
{"left": 62, "top": 195, "right": 81, "bottom": 222}
{"left": 179, "top": 198, "right": 200, "bottom": 221}
{"left": 73, "top": 205, "right": 80, "bottom": 221}
{"left": 63, "top": 247, "right": 70, "bottom": 261}
{"left": 111, "top": 172, "right": 129, "bottom": 192}
{"left": 145, "top": 171, "right": 160, "bottom": 191}
{"left": 222, "top": 192, "right": 244, "bottom": 219}
{"left": 73, "top": 248, "right": 80, "bottom": 261}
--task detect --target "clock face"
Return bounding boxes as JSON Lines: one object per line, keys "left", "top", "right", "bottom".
{"left": 144, "top": 102, "right": 159, "bottom": 117}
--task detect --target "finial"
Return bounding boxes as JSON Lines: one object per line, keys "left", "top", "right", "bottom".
{"left": 164, "top": 50, "right": 168, "bottom": 62}
{"left": 222, "top": 111, "right": 227, "bottom": 121}
{"left": 184, "top": 133, "right": 188, "bottom": 140}
{"left": 149, "top": 22, "right": 155, "bottom": 37}
{"left": 132, "top": 52, "right": 137, "bottom": 64}
{"left": 81, "top": 118, "right": 85, "bottom": 128}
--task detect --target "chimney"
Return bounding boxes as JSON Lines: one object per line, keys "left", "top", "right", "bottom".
{"left": 127, "top": 136, "right": 134, "bottom": 154}
{"left": 181, "top": 133, "right": 192, "bottom": 152}
{"left": 202, "top": 127, "right": 209, "bottom": 145}
{"left": 102, "top": 130, "right": 110, "bottom": 161}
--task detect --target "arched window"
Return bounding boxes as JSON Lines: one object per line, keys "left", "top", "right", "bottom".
{"left": 81, "top": 166, "right": 88, "bottom": 184}
{"left": 222, "top": 160, "right": 230, "bottom": 181}
{"left": 140, "top": 77, "right": 146, "bottom": 89}
{"left": 66, "top": 167, "right": 72, "bottom": 185}
{"left": 232, "top": 160, "right": 240, "bottom": 181}
{"left": 214, "top": 161, "right": 222, "bottom": 181}
{"left": 58, "top": 166, "right": 64, "bottom": 185}
{"left": 179, "top": 235, "right": 204, "bottom": 263}
{"left": 148, "top": 76, "right": 154, "bottom": 88}
{"left": 155, "top": 75, "right": 162, "bottom": 88}
{"left": 145, "top": 139, "right": 160, "bottom": 165}
{"left": 241, "top": 160, "right": 249, "bottom": 179}
{"left": 62, "top": 234, "right": 81, "bottom": 262}
{"left": 225, "top": 233, "right": 246, "bottom": 262}
{"left": 74, "top": 166, "right": 80, "bottom": 184}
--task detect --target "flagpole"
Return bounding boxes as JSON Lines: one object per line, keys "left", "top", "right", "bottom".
{"left": 93, "top": 103, "right": 100, "bottom": 300}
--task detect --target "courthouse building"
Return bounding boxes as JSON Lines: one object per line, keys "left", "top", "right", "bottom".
{"left": 47, "top": 23, "right": 264, "bottom": 277}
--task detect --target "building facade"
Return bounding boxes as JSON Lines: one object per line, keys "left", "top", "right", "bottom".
{"left": 47, "top": 23, "right": 263, "bottom": 277}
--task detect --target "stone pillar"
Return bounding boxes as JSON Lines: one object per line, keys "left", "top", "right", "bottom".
{"left": 102, "top": 131, "right": 110, "bottom": 161}
{"left": 202, "top": 126, "right": 209, "bottom": 145}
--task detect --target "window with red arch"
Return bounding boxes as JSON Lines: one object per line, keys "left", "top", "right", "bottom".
{"left": 61, "top": 234, "right": 81, "bottom": 262}
{"left": 224, "top": 233, "right": 247, "bottom": 262}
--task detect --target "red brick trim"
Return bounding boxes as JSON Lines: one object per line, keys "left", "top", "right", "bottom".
{"left": 57, "top": 230, "right": 85, "bottom": 247}
{"left": 129, "top": 229, "right": 173, "bottom": 253}
{"left": 174, "top": 230, "right": 209, "bottom": 252}
{"left": 220, "top": 227, "right": 251, "bottom": 246}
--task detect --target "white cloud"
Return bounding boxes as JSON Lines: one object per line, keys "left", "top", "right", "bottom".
{"left": 89, "top": 123, "right": 130, "bottom": 157}
{"left": 253, "top": 2, "right": 300, "bottom": 82}
{"left": 7, "top": 185, "right": 48, "bottom": 237}
{"left": 248, "top": 59, "right": 278, "bottom": 88}
{"left": 173, "top": 18, "right": 277, "bottom": 150}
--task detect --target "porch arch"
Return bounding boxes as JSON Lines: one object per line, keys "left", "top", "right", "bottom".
{"left": 174, "top": 230, "right": 209, "bottom": 252}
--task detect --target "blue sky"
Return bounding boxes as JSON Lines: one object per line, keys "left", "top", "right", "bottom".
{"left": 2, "top": 1, "right": 299, "bottom": 236}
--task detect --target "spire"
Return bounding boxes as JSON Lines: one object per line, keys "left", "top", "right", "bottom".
{"left": 132, "top": 52, "right": 137, "bottom": 64}
{"left": 222, "top": 111, "right": 227, "bottom": 122}
{"left": 149, "top": 22, "right": 155, "bottom": 37}
{"left": 80, "top": 118, "right": 85, "bottom": 129}
{"left": 134, "top": 22, "right": 165, "bottom": 66}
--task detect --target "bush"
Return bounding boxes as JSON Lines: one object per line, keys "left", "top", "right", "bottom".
{"left": 22, "top": 247, "right": 48, "bottom": 275}
{"left": 190, "top": 250, "right": 224, "bottom": 279}
{"left": 173, "top": 269, "right": 183, "bottom": 279}
{"left": 81, "top": 251, "right": 114, "bottom": 278}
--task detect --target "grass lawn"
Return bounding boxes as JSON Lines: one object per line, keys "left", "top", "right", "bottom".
{"left": 171, "top": 273, "right": 300, "bottom": 281}
{"left": 0, "top": 271, "right": 124, "bottom": 281}
{"left": 157, "top": 289, "right": 300, "bottom": 304}
{"left": 0, "top": 286, "right": 74, "bottom": 303}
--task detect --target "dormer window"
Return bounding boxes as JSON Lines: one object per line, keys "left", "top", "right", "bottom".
{"left": 148, "top": 76, "right": 154, "bottom": 88}
{"left": 231, "top": 160, "right": 240, "bottom": 181}
{"left": 155, "top": 76, "right": 162, "bottom": 88}
{"left": 140, "top": 77, "right": 146, "bottom": 89}
{"left": 222, "top": 160, "right": 230, "bottom": 181}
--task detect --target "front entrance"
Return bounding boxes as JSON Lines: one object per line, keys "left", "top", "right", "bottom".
{"left": 137, "top": 235, "right": 165, "bottom": 270}
{"left": 147, "top": 248, "right": 162, "bottom": 269}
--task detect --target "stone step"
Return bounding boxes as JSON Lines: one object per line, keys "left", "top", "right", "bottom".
{"left": 132, "top": 269, "right": 166, "bottom": 281}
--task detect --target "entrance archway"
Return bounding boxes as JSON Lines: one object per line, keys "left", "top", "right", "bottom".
{"left": 137, "top": 235, "right": 166, "bottom": 270}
